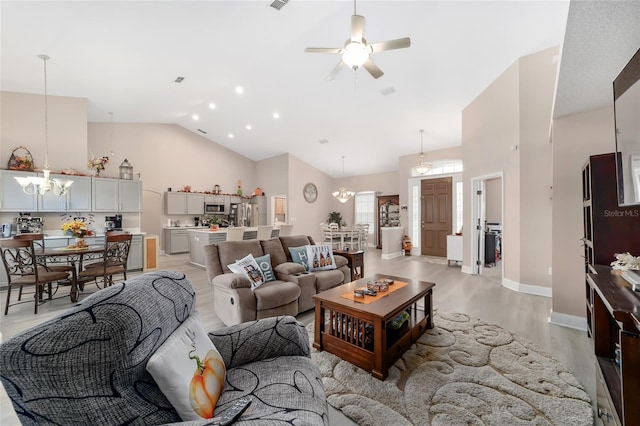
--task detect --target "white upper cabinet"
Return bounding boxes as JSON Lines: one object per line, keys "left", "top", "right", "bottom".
{"left": 186, "top": 193, "right": 204, "bottom": 215}
{"left": 92, "top": 178, "right": 119, "bottom": 212}
{"left": 165, "top": 192, "right": 186, "bottom": 215}
{"left": 38, "top": 174, "right": 91, "bottom": 212}
{"left": 119, "top": 180, "right": 142, "bottom": 212}
{"left": 0, "top": 170, "right": 38, "bottom": 212}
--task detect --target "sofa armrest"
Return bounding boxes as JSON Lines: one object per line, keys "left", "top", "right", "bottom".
{"left": 333, "top": 254, "right": 348, "bottom": 268}
{"left": 212, "top": 272, "right": 252, "bottom": 289}
{"left": 273, "top": 261, "right": 305, "bottom": 276}
{"left": 208, "top": 316, "right": 310, "bottom": 369}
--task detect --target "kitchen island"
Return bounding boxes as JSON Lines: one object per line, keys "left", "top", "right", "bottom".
{"left": 187, "top": 227, "right": 280, "bottom": 267}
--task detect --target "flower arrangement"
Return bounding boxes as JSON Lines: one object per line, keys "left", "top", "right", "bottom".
{"left": 61, "top": 220, "right": 94, "bottom": 238}
{"left": 611, "top": 252, "right": 640, "bottom": 271}
{"left": 88, "top": 154, "right": 109, "bottom": 176}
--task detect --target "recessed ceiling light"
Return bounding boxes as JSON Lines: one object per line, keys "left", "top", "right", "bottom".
{"left": 192, "top": 114, "right": 199, "bottom": 121}
{"left": 228, "top": 133, "right": 234, "bottom": 138}
{"left": 273, "top": 112, "right": 280, "bottom": 119}
{"left": 208, "top": 103, "right": 216, "bottom": 109}
{"left": 175, "top": 76, "right": 185, "bottom": 83}
{"left": 318, "top": 139, "right": 329, "bottom": 144}
{"left": 235, "top": 86, "right": 244, "bottom": 94}
{"left": 246, "top": 125, "right": 252, "bottom": 130}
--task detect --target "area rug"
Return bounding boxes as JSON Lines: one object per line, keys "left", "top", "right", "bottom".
{"left": 308, "top": 311, "right": 593, "bottom": 426}
{"left": 410, "top": 255, "right": 448, "bottom": 265}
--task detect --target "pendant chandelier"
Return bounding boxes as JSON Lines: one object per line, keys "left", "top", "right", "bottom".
{"left": 332, "top": 156, "right": 355, "bottom": 203}
{"left": 414, "top": 129, "right": 432, "bottom": 175}
{"left": 15, "top": 55, "right": 73, "bottom": 196}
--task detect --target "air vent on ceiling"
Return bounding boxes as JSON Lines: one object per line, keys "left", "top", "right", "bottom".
{"left": 175, "top": 76, "right": 185, "bottom": 83}
{"left": 269, "top": 0, "right": 289, "bottom": 11}
{"left": 318, "top": 139, "right": 328, "bottom": 145}
{"left": 197, "top": 129, "right": 207, "bottom": 134}
{"left": 380, "top": 86, "right": 396, "bottom": 96}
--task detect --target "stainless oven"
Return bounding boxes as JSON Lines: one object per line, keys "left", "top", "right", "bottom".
{"left": 204, "top": 203, "right": 226, "bottom": 214}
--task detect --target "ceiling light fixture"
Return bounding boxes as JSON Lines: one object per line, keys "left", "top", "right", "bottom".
{"left": 273, "top": 112, "right": 280, "bottom": 119}
{"left": 246, "top": 125, "right": 252, "bottom": 130}
{"left": 15, "top": 55, "right": 73, "bottom": 196}
{"left": 228, "top": 133, "right": 234, "bottom": 138}
{"left": 414, "top": 129, "right": 432, "bottom": 175}
{"left": 208, "top": 103, "right": 216, "bottom": 109}
{"left": 192, "top": 114, "right": 199, "bottom": 121}
{"left": 332, "top": 156, "right": 355, "bottom": 203}
{"left": 235, "top": 86, "right": 244, "bottom": 94}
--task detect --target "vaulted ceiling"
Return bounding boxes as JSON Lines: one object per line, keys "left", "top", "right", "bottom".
{"left": 2, "top": 1, "right": 635, "bottom": 178}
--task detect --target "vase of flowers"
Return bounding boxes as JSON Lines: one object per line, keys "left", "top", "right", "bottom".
{"left": 61, "top": 220, "right": 94, "bottom": 248}
{"left": 88, "top": 155, "right": 109, "bottom": 177}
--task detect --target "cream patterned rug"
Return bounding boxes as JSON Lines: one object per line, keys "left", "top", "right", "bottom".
{"left": 410, "top": 255, "right": 449, "bottom": 265}
{"left": 308, "top": 311, "right": 593, "bottom": 425}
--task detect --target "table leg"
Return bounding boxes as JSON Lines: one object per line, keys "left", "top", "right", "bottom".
{"left": 371, "top": 317, "right": 385, "bottom": 380}
{"left": 313, "top": 302, "right": 323, "bottom": 351}
{"left": 69, "top": 261, "right": 79, "bottom": 303}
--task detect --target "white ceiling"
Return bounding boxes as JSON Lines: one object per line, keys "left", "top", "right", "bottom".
{"left": 3, "top": 0, "right": 622, "bottom": 179}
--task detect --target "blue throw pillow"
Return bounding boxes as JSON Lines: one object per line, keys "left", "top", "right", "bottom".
{"left": 288, "top": 246, "right": 309, "bottom": 271}
{"left": 254, "top": 254, "right": 276, "bottom": 282}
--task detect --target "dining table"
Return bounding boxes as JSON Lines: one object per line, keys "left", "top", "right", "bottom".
{"left": 330, "top": 228, "right": 360, "bottom": 250}
{"left": 36, "top": 245, "right": 104, "bottom": 303}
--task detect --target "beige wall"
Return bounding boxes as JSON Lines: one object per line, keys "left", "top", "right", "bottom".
{"left": 462, "top": 59, "right": 521, "bottom": 282}
{"left": 1, "top": 91, "right": 88, "bottom": 171}
{"left": 485, "top": 177, "right": 502, "bottom": 223}
{"left": 255, "top": 154, "right": 289, "bottom": 225}
{"left": 551, "top": 106, "right": 616, "bottom": 317}
{"left": 461, "top": 47, "right": 558, "bottom": 289}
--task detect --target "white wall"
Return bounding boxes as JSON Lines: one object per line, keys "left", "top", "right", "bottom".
{"left": 485, "top": 178, "right": 502, "bottom": 223}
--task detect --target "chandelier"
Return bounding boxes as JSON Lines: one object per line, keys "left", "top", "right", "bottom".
{"left": 15, "top": 55, "right": 73, "bottom": 196}
{"left": 332, "top": 156, "right": 355, "bottom": 203}
{"left": 414, "top": 129, "right": 432, "bottom": 175}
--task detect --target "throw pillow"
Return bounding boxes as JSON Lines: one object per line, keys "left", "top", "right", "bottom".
{"left": 306, "top": 244, "right": 337, "bottom": 271}
{"left": 227, "top": 254, "right": 266, "bottom": 290}
{"left": 146, "top": 310, "right": 226, "bottom": 420}
{"left": 288, "top": 246, "right": 310, "bottom": 271}
{"left": 254, "top": 254, "right": 276, "bottom": 282}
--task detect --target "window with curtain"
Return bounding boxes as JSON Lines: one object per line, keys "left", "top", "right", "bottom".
{"left": 354, "top": 191, "right": 375, "bottom": 234}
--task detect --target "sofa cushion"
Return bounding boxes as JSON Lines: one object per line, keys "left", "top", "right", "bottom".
{"left": 227, "top": 254, "right": 266, "bottom": 290}
{"left": 279, "top": 235, "right": 313, "bottom": 261}
{"left": 255, "top": 254, "right": 276, "bottom": 282}
{"left": 315, "top": 269, "right": 346, "bottom": 292}
{"left": 253, "top": 280, "right": 301, "bottom": 311}
{"left": 146, "top": 310, "right": 225, "bottom": 421}
{"left": 288, "top": 246, "right": 310, "bottom": 270}
{"left": 217, "top": 240, "right": 264, "bottom": 273}
{"left": 260, "top": 237, "right": 288, "bottom": 266}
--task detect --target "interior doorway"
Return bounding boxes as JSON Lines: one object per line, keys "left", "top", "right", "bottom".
{"left": 271, "top": 195, "right": 287, "bottom": 225}
{"left": 471, "top": 173, "right": 503, "bottom": 277}
{"left": 421, "top": 177, "right": 452, "bottom": 257}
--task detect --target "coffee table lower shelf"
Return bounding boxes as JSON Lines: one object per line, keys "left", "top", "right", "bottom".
{"left": 313, "top": 276, "right": 434, "bottom": 380}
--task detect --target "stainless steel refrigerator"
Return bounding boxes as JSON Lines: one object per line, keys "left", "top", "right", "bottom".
{"left": 250, "top": 196, "right": 267, "bottom": 226}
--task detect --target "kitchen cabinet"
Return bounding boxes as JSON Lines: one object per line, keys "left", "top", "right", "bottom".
{"left": 186, "top": 193, "right": 204, "bottom": 214}
{"left": 92, "top": 178, "right": 141, "bottom": 212}
{"left": 165, "top": 192, "right": 186, "bottom": 215}
{"left": 164, "top": 228, "right": 190, "bottom": 254}
{"left": 127, "top": 234, "right": 143, "bottom": 271}
{"left": 38, "top": 174, "right": 92, "bottom": 212}
{"left": 0, "top": 170, "right": 37, "bottom": 212}
{"left": 189, "top": 230, "right": 226, "bottom": 267}
{"left": 446, "top": 235, "right": 463, "bottom": 265}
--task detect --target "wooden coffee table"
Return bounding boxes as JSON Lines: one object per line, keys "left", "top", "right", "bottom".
{"left": 313, "top": 274, "right": 434, "bottom": 380}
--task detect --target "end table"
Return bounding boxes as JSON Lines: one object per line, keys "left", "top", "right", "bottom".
{"left": 334, "top": 250, "right": 364, "bottom": 281}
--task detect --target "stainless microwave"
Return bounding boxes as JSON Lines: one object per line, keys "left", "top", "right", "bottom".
{"left": 204, "top": 203, "right": 226, "bottom": 214}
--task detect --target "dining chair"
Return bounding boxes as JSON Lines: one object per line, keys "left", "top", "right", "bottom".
{"left": 256, "top": 225, "right": 273, "bottom": 240}
{"left": 343, "top": 224, "right": 362, "bottom": 251}
{"left": 78, "top": 233, "right": 132, "bottom": 289}
{"left": 278, "top": 224, "right": 294, "bottom": 237}
{"left": 226, "top": 226, "right": 246, "bottom": 241}
{"left": 360, "top": 223, "right": 370, "bottom": 251}
{"left": 321, "top": 223, "right": 341, "bottom": 250}
{"left": 0, "top": 238, "right": 71, "bottom": 314}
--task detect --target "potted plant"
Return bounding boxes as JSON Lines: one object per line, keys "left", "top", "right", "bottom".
{"left": 327, "top": 211, "right": 346, "bottom": 228}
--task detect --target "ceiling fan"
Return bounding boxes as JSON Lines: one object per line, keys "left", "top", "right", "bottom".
{"left": 304, "top": 0, "right": 411, "bottom": 80}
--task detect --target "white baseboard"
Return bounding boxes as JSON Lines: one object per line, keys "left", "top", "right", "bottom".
{"left": 502, "top": 278, "right": 552, "bottom": 298}
{"left": 548, "top": 310, "right": 588, "bottom": 331}
{"left": 381, "top": 251, "right": 403, "bottom": 260}
{"left": 461, "top": 265, "right": 473, "bottom": 274}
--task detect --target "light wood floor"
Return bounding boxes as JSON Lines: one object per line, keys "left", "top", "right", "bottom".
{"left": 0, "top": 251, "right": 599, "bottom": 425}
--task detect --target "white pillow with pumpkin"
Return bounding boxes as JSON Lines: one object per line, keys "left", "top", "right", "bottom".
{"left": 146, "top": 310, "right": 226, "bottom": 420}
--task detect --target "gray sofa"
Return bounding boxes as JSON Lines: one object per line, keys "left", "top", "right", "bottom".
{"left": 0, "top": 270, "right": 328, "bottom": 425}
{"left": 204, "top": 235, "right": 350, "bottom": 326}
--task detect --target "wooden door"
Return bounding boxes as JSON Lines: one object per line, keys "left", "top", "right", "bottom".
{"left": 421, "top": 177, "right": 452, "bottom": 256}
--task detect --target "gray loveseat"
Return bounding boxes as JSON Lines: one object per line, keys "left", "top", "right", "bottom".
{"left": 204, "top": 235, "right": 350, "bottom": 326}
{"left": 0, "top": 270, "right": 328, "bottom": 425}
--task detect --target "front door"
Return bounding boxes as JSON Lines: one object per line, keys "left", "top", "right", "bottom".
{"left": 421, "top": 177, "right": 452, "bottom": 256}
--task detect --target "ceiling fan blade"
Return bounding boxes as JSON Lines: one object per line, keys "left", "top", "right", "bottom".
{"left": 327, "top": 60, "right": 345, "bottom": 81}
{"left": 363, "top": 58, "right": 384, "bottom": 79}
{"left": 370, "top": 37, "right": 411, "bottom": 53}
{"left": 304, "top": 47, "right": 343, "bottom": 54}
{"left": 351, "top": 15, "right": 364, "bottom": 42}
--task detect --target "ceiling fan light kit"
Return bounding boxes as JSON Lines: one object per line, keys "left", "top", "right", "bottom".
{"left": 305, "top": 0, "right": 411, "bottom": 80}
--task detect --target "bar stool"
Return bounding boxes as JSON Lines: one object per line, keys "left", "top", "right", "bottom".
{"left": 278, "top": 224, "right": 294, "bottom": 236}
{"left": 226, "top": 227, "right": 246, "bottom": 241}
{"left": 257, "top": 226, "right": 273, "bottom": 240}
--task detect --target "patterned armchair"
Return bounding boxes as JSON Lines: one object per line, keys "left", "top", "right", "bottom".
{"left": 0, "top": 270, "right": 328, "bottom": 425}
